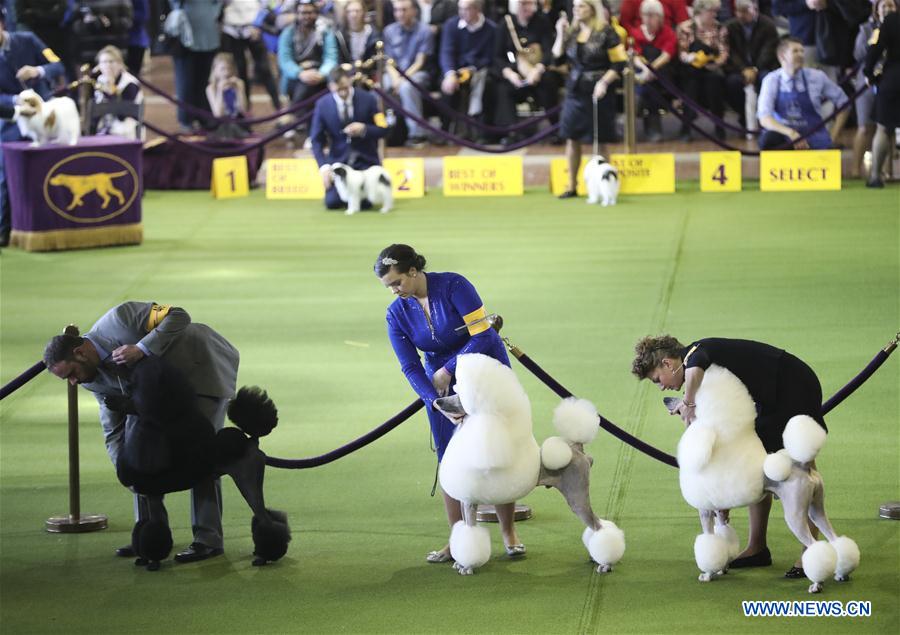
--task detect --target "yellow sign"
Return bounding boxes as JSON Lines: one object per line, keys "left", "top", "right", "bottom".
{"left": 383, "top": 158, "right": 425, "bottom": 198}
{"left": 610, "top": 153, "right": 675, "bottom": 194}
{"left": 442, "top": 156, "right": 523, "bottom": 196}
{"left": 759, "top": 150, "right": 841, "bottom": 191}
{"left": 211, "top": 155, "right": 250, "bottom": 199}
{"left": 700, "top": 151, "right": 742, "bottom": 192}
{"left": 549, "top": 157, "right": 588, "bottom": 196}
{"left": 265, "top": 158, "right": 325, "bottom": 199}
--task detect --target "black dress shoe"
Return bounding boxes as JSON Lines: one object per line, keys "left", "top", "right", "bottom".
{"left": 174, "top": 542, "right": 224, "bottom": 564}
{"left": 557, "top": 190, "right": 577, "bottom": 199}
{"left": 729, "top": 547, "right": 772, "bottom": 569}
{"left": 116, "top": 545, "right": 136, "bottom": 558}
{"left": 866, "top": 179, "right": 884, "bottom": 189}
{"left": 784, "top": 566, "right": 805, "bottom": 578}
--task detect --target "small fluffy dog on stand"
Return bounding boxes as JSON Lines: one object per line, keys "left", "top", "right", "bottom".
{"left": 330, "top": 162, "right": 393, "bottom": 215}
{"left": 582, "top": 155, "right": 619, "bottom": 207}
{"left": 15, "top": 89, "right": 80, "bottom": 146}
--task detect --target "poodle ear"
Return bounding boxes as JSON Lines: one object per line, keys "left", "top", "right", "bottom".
{"left": 227, "top": 386, "right": 278, "bottom": 437}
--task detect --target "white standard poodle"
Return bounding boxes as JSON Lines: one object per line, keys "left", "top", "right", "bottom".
{"left": 677, "top": 364, "right": 859, "bottom": 593}
{"left": 435, "top": 353, "right": 625, "bottom": 575}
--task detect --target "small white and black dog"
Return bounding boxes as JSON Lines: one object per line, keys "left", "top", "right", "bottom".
{"left": 582, "top": 155, "right": 619, "bottom": 207}
{"left": 331, "top": 163, "right": 393, "bottom": 215}
{"left": 16, "top": 89, "right": 80, "bottom": 146}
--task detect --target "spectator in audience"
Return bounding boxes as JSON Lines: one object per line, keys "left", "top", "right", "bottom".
{"left": 772, "top": 0, "right": 816, "bottom": 63}
{"left": 852, "top": 0, "right": 895, "bottom": 178}
{"left": 439, "top": 0, "right": 497, "bottom": 137}
{"left": 536, "top": 0, "right": 567, "bottom": 23}
{"left": 206, "top": 51, "right": 253, "bottom": 138}
{"left": 170, "top": 0, "right": 222, "bottom": 132}
{"left": 63, "top": 0, "right": 134, "bottom": 80}
{"left": 93, "top": 45, "right": 144, "bottom": 139}
{"left": 619, "top": 0, "right": 689, "bottom": 32}
{"left": 383, "top": 0, "right": 434, "bottom": 144}
{"left": 13, "top": 0, "right": 68, "bottom": 72}
{"left": 553, "top": 0, "right": 625, "bottom": 198}
{"left": 864, "top": 7, "right": 900, "bottom": 187}
{"left": 629, "top": 0, "right": 678, "bottom": 142}
{"left": 335, "top": 0, "right": 381, "bottom": 72}
{"left": 0, "top": 7, "right": 65, "bottom": 246}
{"left": 222, "top": 0, "right": 282, "bottom": 112}
{"left": 493, "top": 0, "right": 557, "bottom": 145}
{"left": 677, "top": 0, "right": 729, "bottom": 141}
{"left": 723, "top": 0, "right": 778, "bottom": 132}
{"left": 425, "top": 0, "right": 457, "bottom": 78}
{"left": 757, "top": 35, "right": 848, "bottom": 149}
{"left": 310, "top": 66, "right": 391, "bottom": 209}
{"left": 126, "top": 0, "right": 149, "bottom": 75}
{"left": 278, "top": 0, "right": 337, "bottom": 107}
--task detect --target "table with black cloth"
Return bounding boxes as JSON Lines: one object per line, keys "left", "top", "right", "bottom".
{"left": 141, "top": 136, "right": 265, "bottom": 190}
{"left": 3, "top": 135, "right": 143, "bottom": 252}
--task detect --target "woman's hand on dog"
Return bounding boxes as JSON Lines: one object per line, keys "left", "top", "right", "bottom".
{"left": 112, "top": 344, "right": 145, "bottom": 366}
{"left": 432, "top": 368, "right": 452, "bottom": 397}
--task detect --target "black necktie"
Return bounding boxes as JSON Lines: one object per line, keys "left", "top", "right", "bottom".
{"left": 340, "top": 100, "right": 350, "bottom": 124}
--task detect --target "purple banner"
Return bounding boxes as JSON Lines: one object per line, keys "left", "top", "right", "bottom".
{"left": 3, "top": 136, "right": 143, "bottom": 233}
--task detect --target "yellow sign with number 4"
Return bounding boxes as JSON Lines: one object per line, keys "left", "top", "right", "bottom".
{"left": 211, "top": 155, "right": 250, "bottom": 199}
{"left": 700, "top": 152, "right": 742, "bottom": 192}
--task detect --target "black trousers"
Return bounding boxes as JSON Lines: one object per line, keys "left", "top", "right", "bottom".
{"left": 493, "top": 71, "right": 561, "bottom": 128}
{"left": 221, "top": 33, "right": 281, "bottom": 110}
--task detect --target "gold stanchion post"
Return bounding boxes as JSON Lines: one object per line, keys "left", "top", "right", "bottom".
{"left": 78, "top": 65, "right": 92, "bottom": 137}
{"left": 46, "top": 325, "right": 107, "bottom": 533}
{"left": 623, "top": 41, "right": 636, "bottom": 154}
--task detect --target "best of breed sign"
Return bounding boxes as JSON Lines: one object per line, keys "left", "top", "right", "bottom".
{"left": 442, "top": 156, "right": 523, "bottom": 196}
{"left": 759, "top": 150, "right": 841, "bottom": 191}
{"left": 4, "top": 136, "right": 143, "bottom": 251}
{"left": 609, "top": 153, "right": 675, "bottom": 194}
{"left": 265, "top": 158, "right": 325, "bottom": 199}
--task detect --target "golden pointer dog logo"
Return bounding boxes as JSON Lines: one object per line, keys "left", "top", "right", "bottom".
{"left": 49, "top": 171, "right": 128, "bottom": 211}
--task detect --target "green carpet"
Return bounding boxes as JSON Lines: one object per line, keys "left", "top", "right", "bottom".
{"left": 1, "top": 184, "right": 897, "bottom": 634}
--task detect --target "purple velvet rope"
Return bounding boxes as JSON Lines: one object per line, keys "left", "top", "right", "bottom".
{"left": 0, "top": 361, "right": 46, "bottom": 401}
{"left": 822, "top": 345, "right": 895, "bottom": 414}
{"left": 392, "top": 65, "right": 561, "bottom": 134}
{"left": 374, "top": 86, "right": 560, "bottom": 152}
{"left": 142, "top": 110, "right": 313, "bottom": 156}
{"left": 136, "top": 75, "right": 327, "bottom": 125}
{"left": 265, "top": 400, "right": 424, "bottom": 469}
{"left": 641, "top": 79, "right": 866, "bottom": 156}
{"left": 645, "top": 60, "right": 863, "bottom": 137}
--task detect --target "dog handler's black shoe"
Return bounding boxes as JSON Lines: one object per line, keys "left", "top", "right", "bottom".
{"left": 729, "top": 547, "right": 772, "bottom": 568}
{"left": 557, "top": 190, "right": 577, "bottom": 199}
{"left": 116, "top": 545, "right": 136, "bottom": 558}
{"left": 174, "top": 543, "right": 224, "bottom": 564}
{"left": 784, "top": 566, "right": 805, "bottom": 578}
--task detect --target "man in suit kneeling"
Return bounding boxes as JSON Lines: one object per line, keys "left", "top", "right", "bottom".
{"left": 310, "top": 66, "right": 391, "bottom": 210}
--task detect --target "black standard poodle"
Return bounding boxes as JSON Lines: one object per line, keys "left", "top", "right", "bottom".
{"left": 110, "top": 356, "right": 291, "bottom": 571}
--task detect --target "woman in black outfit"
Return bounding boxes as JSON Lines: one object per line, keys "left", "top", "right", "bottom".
{"left": 865, "top": 9, "right": 900, "bottom": 188}
{"left": 552, "top": 0, "right": 626, "bottom": 198}
{"left": 632, "top": 335, "right": 828, "bottom": 578}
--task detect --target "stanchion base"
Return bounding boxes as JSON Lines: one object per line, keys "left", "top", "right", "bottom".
{"left": 45, "top": 514, "right": 108, "bottom": 533}
{"left": 476, "top": 504, "right": 533, "bottom": 523}
{"left": 879, "top": 502, "right": 900, "bottom": 520}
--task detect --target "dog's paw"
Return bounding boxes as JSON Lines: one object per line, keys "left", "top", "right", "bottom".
{"left": 379, "top": 207, "right": 391, "bottom": 214}
{"left": 453, "top": 562, "right": 474, "bottom": 576}
{"left": 596, "top": 564, "right": 613, "bottom": 574}
{"left": 345, "top": 209, "right": 357, "bottom": 215}
{"left": 808, "top": 582, "right": 823, "bottom": 594}
{"left": 834, "top": 574, "right": 850, "bottom": 582}
{"left": 698, "top": 571, "right": 714, "bottom": 582}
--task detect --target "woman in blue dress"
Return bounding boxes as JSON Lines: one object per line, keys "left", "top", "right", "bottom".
{"left": 375, "top": 244, "right": 525, "bottom": 564}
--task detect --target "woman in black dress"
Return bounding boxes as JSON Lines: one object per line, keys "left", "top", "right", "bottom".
{"left": 865, "top": 9, "right": 900, "bottom": 188}
{"left": 552, "top": 0, "right": 626, "bottom": 198}
{"left": 632, "top": 335, "right": 829, "bottom": 578}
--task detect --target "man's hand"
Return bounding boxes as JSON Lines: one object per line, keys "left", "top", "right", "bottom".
{"left": 441, "top": 72, "right": 459, "bottom": 95}
{"left": 104, "top": 394, "right": 137, "bottom": 415}
{"left": 299, "top": 69, "right": 324, "bottom": 84}
{"left": 742, "top": 67, "right": 758, "bottom": 85}
{"left": 787, "top": 128, "right": 809, "bottom": 149}
{"left": 525, "top": 65, "right": 544, "bottom": 86}
{"left": 111, "top": 345, "right": 145, "bottom": 366}
{"left": 16, "top": 66, "right": 41, "bottom": 82}
{"left": 320, "top": 164, "right": 334, "bottom": 189}
{"left": 343, "top": 122, "right": 366, "bottom": 137}
{"left": 432, "top": 367, "right": 452, "bottom": 397}
{"left": 503, "top": 68, "right": 524, "bottom": 87}
{"left": 593, "top": 80, "right": 608, "bottom": 100}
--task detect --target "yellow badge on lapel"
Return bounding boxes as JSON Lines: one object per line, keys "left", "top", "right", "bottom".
{"left": 373, "top": 112, "right": 388, "bottom": 128}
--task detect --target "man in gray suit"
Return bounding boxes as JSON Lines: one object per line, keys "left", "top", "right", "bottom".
{"left": 43, "top": 301, "right": 240, "bottom": 563}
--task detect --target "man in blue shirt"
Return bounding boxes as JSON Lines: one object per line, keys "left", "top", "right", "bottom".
{"left": 757, "top": 35, "right": 848, "bottom": 150}
{"left": 439, "top": 0, "right": 497, "bottom": 136}
{"left": 382, "top": 0, "right": 435, "bottom": 145}
{"left": 0, "top": 7, "right": 65, "bottom": 246}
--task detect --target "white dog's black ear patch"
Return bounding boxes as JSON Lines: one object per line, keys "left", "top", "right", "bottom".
{"left": 333, "top": 166, "right": 347, "bottom": 178}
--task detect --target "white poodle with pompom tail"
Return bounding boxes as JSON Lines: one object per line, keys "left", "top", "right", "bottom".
{"left": 436, "top": 353, "right": 624, "bottom": 575}
{"left": 677, "top": 364, "right": 859, "bottom": 593}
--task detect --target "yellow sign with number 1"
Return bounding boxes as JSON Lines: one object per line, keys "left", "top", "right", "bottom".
{"left": 700, "top": 151, "right": 742, "bottom": 192}
{"left": 211, "top": 155, "right": 250, "bottom": 199}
